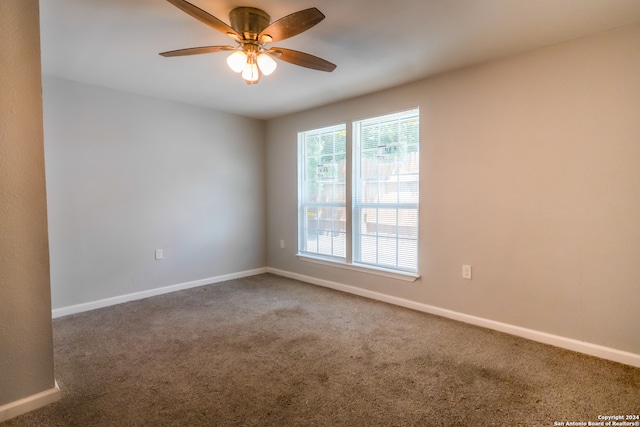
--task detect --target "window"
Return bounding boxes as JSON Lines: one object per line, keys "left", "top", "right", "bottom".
{"left": 353, "top": 110, "right": 420, "bottom": 271}
{"left": 298, "top": 124, "right": 347, "bottom": 259}
{"left": 298, "top": 109, "right": 419, "bottom": 276}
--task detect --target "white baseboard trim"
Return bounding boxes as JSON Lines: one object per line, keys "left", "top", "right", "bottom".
{"left": 0, "top": 381, "right": 61, "bottom": 423}
{"left": 267, "top": 267, "right": 640, "bottom": 368}
{"left": 52, "top": 267, "right": 268, "bottom": 318}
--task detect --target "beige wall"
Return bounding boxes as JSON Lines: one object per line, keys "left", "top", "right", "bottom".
{"left": 266, "top": 23, "right": 640, "bottom": 356}
{"left": 0, "top": 0, "right": 57, "bottom": 411}
{"left": 43, "top": 77, "right": 267, "bottom": 310}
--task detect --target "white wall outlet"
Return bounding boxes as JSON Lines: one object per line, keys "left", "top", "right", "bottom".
{"left": 155, "top": 249, "right": 163, "bottom": 260}
{"left": 462, "top": 265, "right": 472, "bottom": 280}
{"left": 280, "top": 240, "right": 285, "bottom": 249}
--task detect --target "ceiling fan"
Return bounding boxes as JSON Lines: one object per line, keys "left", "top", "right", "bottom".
{"left": 160, "top": 0, "right": 337, "bottom": 85}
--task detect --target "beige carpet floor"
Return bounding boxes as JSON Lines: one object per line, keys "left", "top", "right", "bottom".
{"left": 4, "top": 273, "right": 639, "bottom": 426}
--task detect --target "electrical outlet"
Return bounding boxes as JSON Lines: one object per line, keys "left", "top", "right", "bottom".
{"left": 462, "top": 265, "right": 472, "bottom": 280}
{"left": 280, "top": 240, "right": 285, "bottom": 249}
{"left": 155, "top": 249, "right": 163, "bottom": 260}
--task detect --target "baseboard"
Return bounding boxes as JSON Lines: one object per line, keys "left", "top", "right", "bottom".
{"left": 267, "top": 267, "right": 640, "bottom": 368}
{"left": 52, "top": 267, "right": 268, "bottom": 318}
{"left": 0, "top": 381, "right": 61, "bottom": 423}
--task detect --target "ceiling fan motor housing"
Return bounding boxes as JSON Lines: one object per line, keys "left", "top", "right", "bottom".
{"left": 230, "top": 7, "right": 270, "bottom": 41}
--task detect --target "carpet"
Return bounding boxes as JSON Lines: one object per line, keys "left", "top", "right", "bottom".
{"left": 4, "top": 273, "right": 639, "bottom": 426}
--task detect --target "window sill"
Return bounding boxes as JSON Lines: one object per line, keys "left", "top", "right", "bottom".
{"left": 297, "top": 254, "right": 420, "bottom": 282}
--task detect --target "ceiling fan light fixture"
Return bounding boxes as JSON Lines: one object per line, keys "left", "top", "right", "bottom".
{"left": 257, "top": 53, "right": 277, "bottom": 76}
{"left": 161, "top": 1, "right": 336, "bottom": 85}
{"left": 226, "top": 50, "right": 247, "bottom": 73}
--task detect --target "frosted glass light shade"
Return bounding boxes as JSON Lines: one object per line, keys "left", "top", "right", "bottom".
{"left": 226, "top": 51, "right": 247, "bottom": 73}
{"left": 242, "top": 62, "right": 259, "bottom": 82}
{"left": 257, "top": 53, "right": 277, "bottom": 76}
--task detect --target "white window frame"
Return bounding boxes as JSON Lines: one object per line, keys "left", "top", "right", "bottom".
{"left": 352, "top": 109, "right": 420, "bottom": 273}
{"left": 297, "top": 124, "right": 348, "bottom": 261}
{"left": 297, "top": 109, "right": 420, "bottom": 282}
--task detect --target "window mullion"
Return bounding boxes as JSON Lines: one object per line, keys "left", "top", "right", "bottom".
{"left": 345, "top": 120, "right": 353, "bottom": 264}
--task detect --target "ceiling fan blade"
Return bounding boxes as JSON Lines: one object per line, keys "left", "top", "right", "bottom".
{"left": 269, "top": 48, "right": 336, "bottom": 72}
{"left": 166, "top": 0, "right": 240, "bottom": 40}
{"left": 259, "top": 8, "right": 325, "bottom": 43}
{"left": 160, "top": 46, "right": 235, "bottom": 57}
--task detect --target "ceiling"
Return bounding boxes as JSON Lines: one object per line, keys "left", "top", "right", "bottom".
{"left": 39, "top": 0, "right": 640, "bottom": 120}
